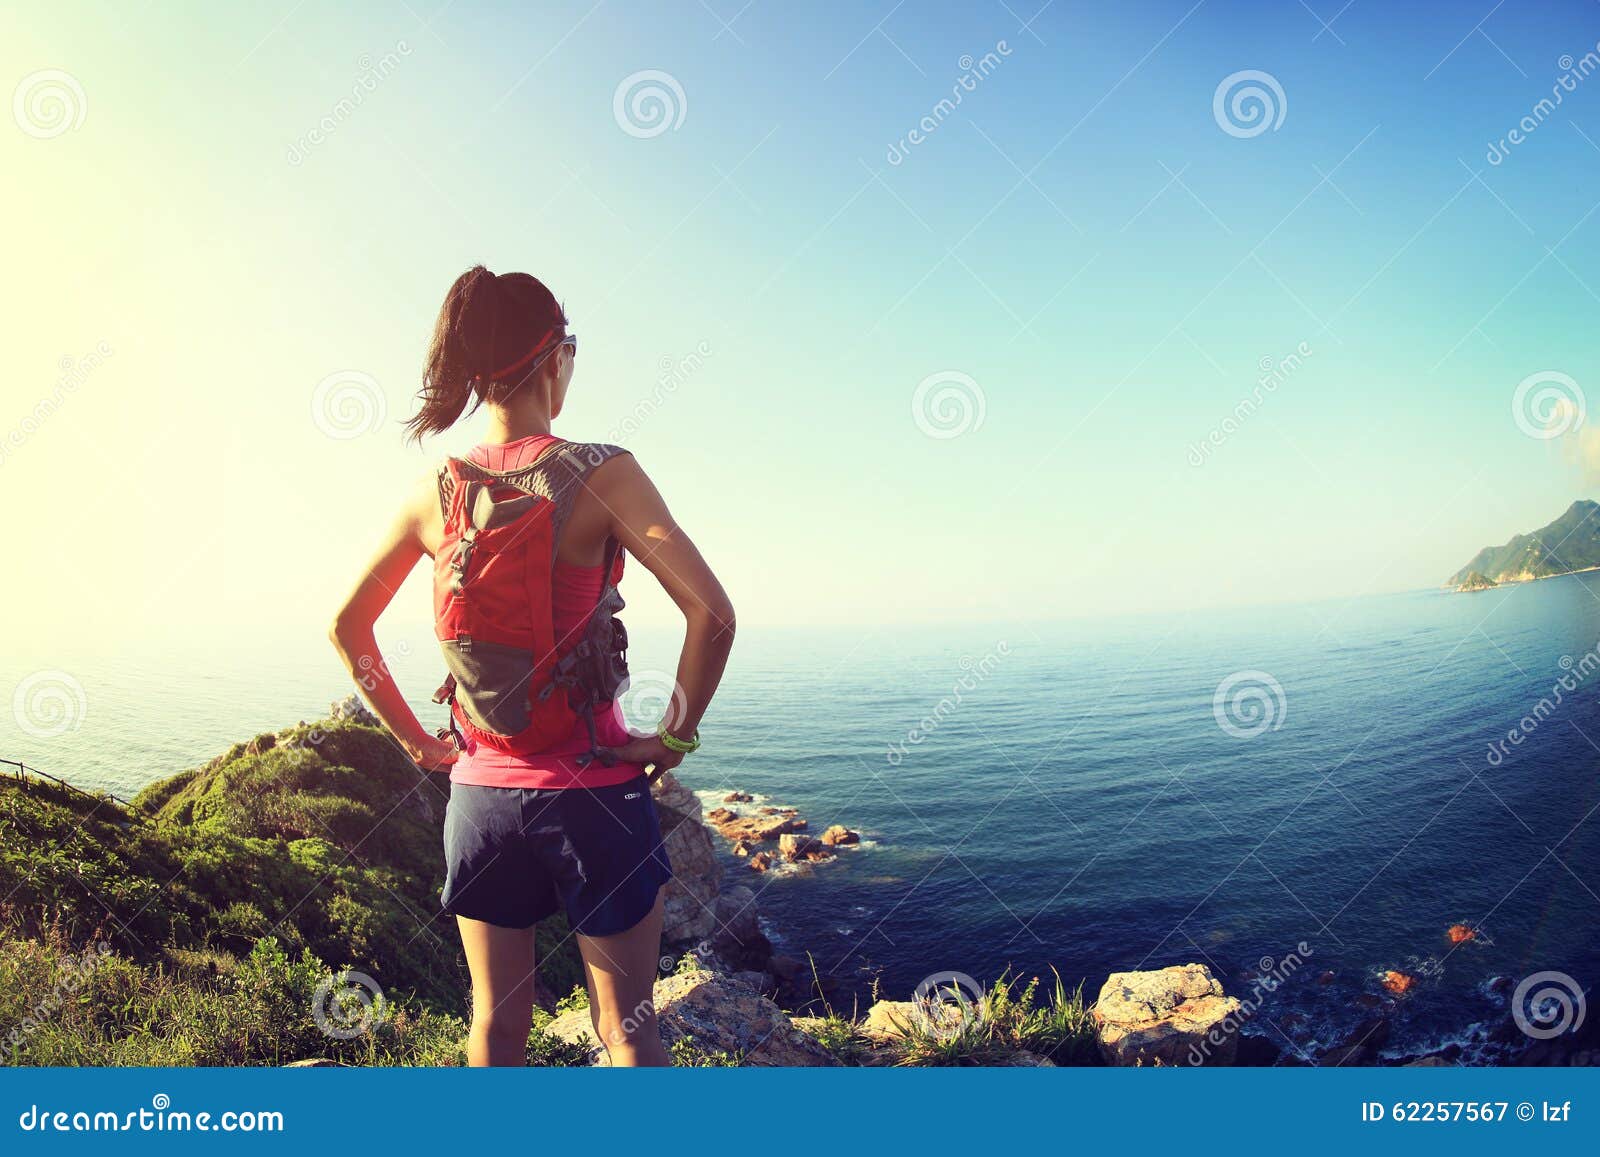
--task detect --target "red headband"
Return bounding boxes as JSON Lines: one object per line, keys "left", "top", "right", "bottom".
{"left": 479, "top": 327, "right": 560, "bottom": 383}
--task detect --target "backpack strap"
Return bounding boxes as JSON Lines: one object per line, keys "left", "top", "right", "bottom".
{"left": 442, "top": 442, "right": 628, "bottom": 553}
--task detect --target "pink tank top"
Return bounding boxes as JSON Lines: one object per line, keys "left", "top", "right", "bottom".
{"left": 447, "top": 434, "right": 644, "bottom": 790}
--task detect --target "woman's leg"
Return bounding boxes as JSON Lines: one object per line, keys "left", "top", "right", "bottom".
{"left": 576, "top": 889, "right": 670, "bottom": 1067}
{"left": 456, "top": 916, "right": 538, "bottom": 1066}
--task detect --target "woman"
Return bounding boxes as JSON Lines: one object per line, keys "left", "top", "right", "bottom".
{"left": 329, "top": 266, "right": 736, "bottom": 1067}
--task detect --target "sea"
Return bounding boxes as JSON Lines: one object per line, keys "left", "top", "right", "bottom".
{"left": 5, "top": 576, "right": 1599, "bottom": 1063}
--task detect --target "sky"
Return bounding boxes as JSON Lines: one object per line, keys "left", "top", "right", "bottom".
{"left": 5, "top": 0, "right": 1600, "bottom": 646}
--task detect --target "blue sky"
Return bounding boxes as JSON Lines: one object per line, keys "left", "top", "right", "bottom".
{"left": 5, "top": 0, "right": 1600, "bottom": 642}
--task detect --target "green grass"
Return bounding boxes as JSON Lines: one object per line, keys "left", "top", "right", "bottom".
{"left": 887, "top": 970, "right": 1101, "bottom": 1067}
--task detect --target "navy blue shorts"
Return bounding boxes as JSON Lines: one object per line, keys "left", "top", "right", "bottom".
{"left": 441, "top": 776, "right": 673, "bottom": 936}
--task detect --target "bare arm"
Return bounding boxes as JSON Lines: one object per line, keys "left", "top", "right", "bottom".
{"left": 328, "top": 474, "right": 458, "bottom": 771}
{"left": 592, "top": 454, "right": 735, "bottom": 775}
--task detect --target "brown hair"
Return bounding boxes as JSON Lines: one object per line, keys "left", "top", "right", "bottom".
{"left": 405, "top": 265, "right": 567, "bottom": 442}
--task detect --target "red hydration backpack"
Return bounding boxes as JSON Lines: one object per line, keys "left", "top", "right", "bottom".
{"left": 431, "top": 441, "right": 630, "bottom": 763}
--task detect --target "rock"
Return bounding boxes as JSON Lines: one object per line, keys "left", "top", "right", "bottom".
{"left": 757, "top": 806, "right": 796, "bottom": 816}
{"left": 1405, "top": 1056, "right": 1452, "bottom": 1067}
{"left": 707, "top": 810, "right": 807, "bottom": 845}
{"left": 730, "top": 970, "right": 775, "bottom": 996}
{"left": 1315, "top": 970, "right": 1336, "bottom": 986}
{"left": 1235, "top": 1033, "right": 1283, "bottom": 1066}
{"left": 723, "top": 791, "right": 753, "bottom": 803}
{"left": 803, "top": 849, "right": 833, "bottom": 863}
{"left": 861, "top": 1000, "right": 920, "bottom": 1041}
{"left": 768, "top": 954, "right": 802, "bottom": 981}
{"left": 1382, "top": 970, "right": 1416, "bottom": 995}
{"left": 1344, "top": 1016, "right": 1391, "bottom": 1052}
{"left": 731, "top": 840, "right": 752, "bottom": 857}
{"left": 244, "top": 733, "right": 276, "bottom": 756}
{"left": 1488, "top": 975, "right": 1514, "bottom": 994}
{"left": 1446, "top": 923, "right": 1477, "bottom": 944}
{"left": 860, "top": 995, "right": 977, "bottom": 1042}
{"left": 1319, "top": 1044, "right": 1371, "bottom": 1067}
{"left": 778, "top": 833, "right": 824, "bottom": 862}
{"left": 1355, "top": 993, "right": 1385, "bottom": 1010}
{"left": 820, "top": 824, "right": 860, "bottom": 846}
{"left": 543, "top": 969, "right": 839, "bottom": 1067}
{"left": 651, "top": 772, "right": 720, "bottom": 943}
{"left": 1092, "top": 963, "right": 1243, "bottom": 1067}
{"left": 709, "top": 886, "right": 769, "bottom": 969}
{"left": 748, "top": 852, "right": 773, "bottom": 873}
{"left": 998, "top": 1050, "right": 1057, "bottom": 1067}
{"left": 329, "top": 693, "right": 378, "bottom": 727}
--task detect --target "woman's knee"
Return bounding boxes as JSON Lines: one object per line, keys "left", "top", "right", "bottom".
{"left": 473, "top": 999, "right": 532, "bottom": 1046}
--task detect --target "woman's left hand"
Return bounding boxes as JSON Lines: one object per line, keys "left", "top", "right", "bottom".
{"left": 595, "top": 735, "right": 684, "bottom": 781}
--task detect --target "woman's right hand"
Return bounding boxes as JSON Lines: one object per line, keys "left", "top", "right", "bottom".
{"left": 407, "top": 733, "right": 460, "bottom": 772}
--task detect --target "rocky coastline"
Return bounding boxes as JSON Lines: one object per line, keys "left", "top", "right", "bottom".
{"left": 1, "top": 698, "right": 1592, "bottom": 1068}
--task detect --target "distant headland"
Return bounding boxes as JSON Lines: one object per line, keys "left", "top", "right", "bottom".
{"left": 1448, "top": 500, "right": 1600, "bottom": 592}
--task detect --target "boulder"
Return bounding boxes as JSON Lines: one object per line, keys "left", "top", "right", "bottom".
{"left": 1318, "top": 1044, "right": 1370, "bottom": 1067}
{"left": 1092, "top": 963, "right": 1243, "bottom": 1066}
{"left": 748, "top": 852, "right": 773, "bottom": 873}
{"left": 329, "top": 693, "right": 378, "bottom": 727}
{"left": 710, "top": 885, "right": 769, "bottom": 969}
{"left": 1235, "top": 1033, "right": 1283, "bottom": 1066}
{"left": 820, "top": 824, "right": 860, "bottom": 846}
{"left": 1344, "top": 1016, "right": 1391, "bottom": 1052}
{"left": 861, "top": 1000, "right": 919, "bottom": 1041}
{"left": 778, "top": 833, "right": 824, "bottom": 862}
{"left": 707, "top": 810, "right": 806, "bottom": 845}
{"left": 543, "top": 969, "right": 839, "bottom": 1067}
{"left": 861, "top": 997, "right": 971, "bottom": 1042}
{"left": 723, "top": 791, "right": 753, "bottom": 803}
{"left": 651, "top": 772, "right": 720, "bottom": 943}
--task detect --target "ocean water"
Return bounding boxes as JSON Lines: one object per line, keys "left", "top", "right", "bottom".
{"left": 5, "top": 578, "right": 1599, "bottom": 1061}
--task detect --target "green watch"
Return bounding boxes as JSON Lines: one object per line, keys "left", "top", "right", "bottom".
{"left": 657, "top": 722, "right": 700, "bottom": 754}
